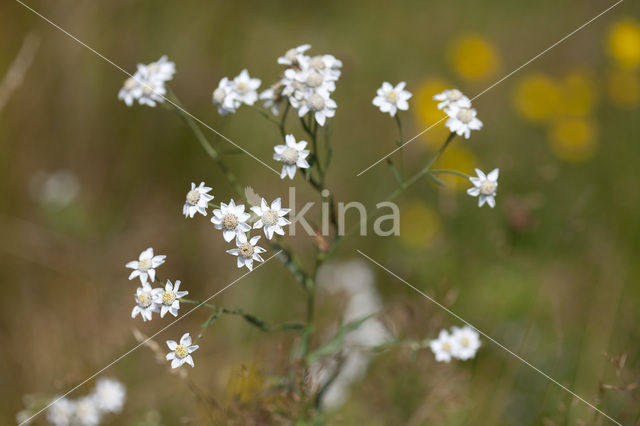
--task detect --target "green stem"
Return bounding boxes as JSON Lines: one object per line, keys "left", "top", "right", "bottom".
{"left": 394, "top": 114, "right": 405, "bottom": 177}
{"left": 168, "top": 93, "right": 243, "bottom": 197}
{"left": 181, "top": 298, "right": 305, "bottom": 333}
{"left": 429, "top": 169, "right": 470, "bottom": 179}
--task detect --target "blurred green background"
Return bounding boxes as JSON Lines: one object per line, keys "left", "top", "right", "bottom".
{"left": 1, "top": 0, "right": 640, "bottom": 424}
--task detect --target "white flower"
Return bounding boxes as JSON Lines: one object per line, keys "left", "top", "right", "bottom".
{"left": 450, "top": 326, "right": 481, "bottom": 360}
{"left": 211, "top": 199, "right": 252, "bottom": 243}
{"left": 46, "top": 397, "right": 75, "bottom": 426}
{"left": 467, "top": 168, "right": 499, "bottom": 208}
{"left": 231, "top": 69, "right": 261, "bottom": 106}
{"left": 212, "top": 77, "right": 238, "bottom": 116}
{"left": 166, "top": 333, "right": 199, "bottom": 368}
{"left": 299, "top": 54, "right": 342, "bottom": 80}
{"left": 259, "top": 84, "right": 284, "bottom": 115}
{"left": 433, "top": 89, "right": 470, "bottom": 110}
{"left": 144, "top": 55, "right": 176, "bottom": 83}
{"left": 372, "top": 81, "right": 412, "bottom": 117}
{"left": 93, "top": 378, "right": 126, "bottom": 414}
{"left": 251, "top": 197, "right": 291, "bottom": 239}
{"left": 226, "top": 233, "right": 266, "bottom": 271}
{"left": 273, "top": 134, "right": 311, "bottom": 179}
{"left": 73, "top": 396, "right": 101, "bottom": 426}
{"left": 429, "top": 329, "right": 457, "bottom": 363}
{"left": 126, "top": 247, "right": 166, "bottom": 284}
{"left": 118, "top": 56, "right": 175, "bottom": 108}
{"left": 277, "top": 44, "right": 312, "bottom": 66}
{"left": 294, "top": 90, "right": 336, "bottom": 126}
{"left": 131, "top": 283, "right": 159, "bottom": 322}
{"left": 153, "top": 280, "right": 188, "bottom": 318}
{"left": 444, "top": 103, "right": 483, "bottom": 139}
{"left": 183, "top": 181, "right": 214, "bottom": 218}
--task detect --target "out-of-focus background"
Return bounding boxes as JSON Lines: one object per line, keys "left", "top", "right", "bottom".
{"left": 1, "top": 0, "right": 640, "bottom": 424}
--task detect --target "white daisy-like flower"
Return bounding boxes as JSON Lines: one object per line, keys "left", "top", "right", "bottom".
{"left": 144, "top": 55, "right": 176, "bottom": 83}
{"left": 212, "top": 77, "right": 238, "bottom": 116}
{"left": 433, "top": 89, "right": 470, "bottom": 110}
{"left": 226, "top": 233, "right": 266, "bottom": 271}
{"left": 211, "top": 199, "right": 252, "bottom": 242}
{"left": 450, "top": 326, "right": 481, "bottom": 360}
{"left": 126, "top": 247, "right": 166, "bottom": 284}
{"left": 259, "top": 83, "right": 285, "bottom": 115}
{"left": 46, "top": 397, "right": 75, "bottom": 426}
{"left": 93, "top": 378, "right": 126, "bottom": 414}
{"left": 429, "top": 329, "right": 457, "bottom": 363}
{"left": 131, "top": 283, "right": 159, "bottom": 322}
{"left": 444, "top": 103, "right": 483, "bottom": 139}
{"left": 118, "top": 76, "right": 143, "bottom": 107}
{"left": 467, "top": 168, "right": 499, "bottom": 208}
{"left": 73, "top": 396, "right": 101, "bottom": 426}
{"left": 273, "top": 134, "right": 311, "bottom": 179}
{"left": 183, "top": 181, "right": 214, "bottom": 218}
{"left": 231, "top": 69, "right": 261, "bottom": 106}
{"left": 153, "top": 280, "right": 188, "bottom": 318}
{"left": 118, "top": 56, "right": 175, "bottom": 108}
{"left": 277, "top": 44, "right": 312, "bottom": 66}
{"left": 285, "top": 67, "right": 336, "bottom": 94}
{"left": 372, "top": 81, "right": 412, "bottom": 117}
{"left": 166, "top": 333, "right": 199, "bottom": 368}
{"left": 294, "top": 90, "right": 336, "bottom": 126}
{"left": 250, "top": 197, "right": 291, "bottom": 239}
{"left": 299, "top": 54, "right": 343, "bottom": 80}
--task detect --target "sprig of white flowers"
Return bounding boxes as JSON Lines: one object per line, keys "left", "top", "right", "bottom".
{"left": 429, "top": 325, "right": 481, "bottom": 363}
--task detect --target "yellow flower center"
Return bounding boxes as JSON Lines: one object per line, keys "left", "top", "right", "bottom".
{"left": 137, "top": 293, "right": 152, "bottom": 308}
{"left": 174, "top": 345, "right": 188, "bottom": 358}
{"left": 186, "top": 190, "right": 200, "bottom": 206}
{"left": 457, "top": 108, "right": 474, "bottom": 123}
{"left": 479, "top": 180, "right": 496, "bottom": 195}
{"left": 236, "top": 81, "right": 249, "bottom": 93}
{"left": 281, "top": 147, "right": 300, "bottom": 165}
{"left": 442, "top": 341, "right": 452, "bottom": 352}
{"left": 124, "top": 77, "right": 137, "bottom": 90}
{"left": 448, "top": 89, "right": 463, "bottom": 101}
{"left": 238, "top": 242, "right": 254, "bottom": 258}
{"left": 385, "top": 90, "right": 399, "bottom": 103}
{"left": 262, "top": 209, "right": 279, "bottom": 226}
{"left": 308, "top": 93, "right": 325, "bottom": 110}
{"left": 138, "top": 258, "right": 152, "bottom": 272}
{"left": 306, "top": 71, "right": 324, "bottom": 87}
{"left": 222, "top": 214, "right": 238, "bottom": 230}
{"left": 460, "top": 337, "right": 470, "bottom": 347}
{"left": 162, "top": 291, "right": 176, "bottom": 305}
{"left": 142, "top": 82, "right": 156, "bottom": 95}
{"left": 310, "top": 56, "right": 326, "bottom": 70}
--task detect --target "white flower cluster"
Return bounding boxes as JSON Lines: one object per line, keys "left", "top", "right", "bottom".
{"left": 434, "top": 89, "right": 483, "bottom": 139}
{"left": 124, "top": 248, "right": 188, "bottom": 321}
{"left": 372, "top": 81, "right": 412, "bottom": 117}
{"left": 181, "top": 182, "right": 291, "bottom": 270}
{"left": 429, "top": 325, "right": 481, "bottom": 363}
{"left": 118, "top": 55, "right": 175, "bottom": 107}
{"left": 43, "top": 378, "right": 125, "bottom": 426}
{"left": 260, "top": 44, "right": 341, "bottom": 126}
{"left": 212, "top": 69, "right": 262, "bottom": 115}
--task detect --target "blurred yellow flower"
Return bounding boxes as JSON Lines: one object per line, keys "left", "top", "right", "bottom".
{"left": 449, "top": 35, "right": 500, "bottom": 81}
{"left": 414, "top": 77, "right": 451, "bottom": 147}
{"left": 607, "top": 18, "right": 640, "bottom": 69}
{"left": 606, "top": 67, "right": 640, "bottom": 108}
{"left": 437, "top": 145, "right": 476, "bottom": 190}
{"left": 548, "top": 118, "right": 597, "bottom": 163}
{"left": 400, "top": 202, "right": 440, "bottom": 248}
{"left": 225, "top": 363, "right": 263, "bottom": 403}
{"left": 560, "top": 70, "right": 598, "bottom": 116}
{"left": 513, "top": 74, "right": 560, "bottom": 123}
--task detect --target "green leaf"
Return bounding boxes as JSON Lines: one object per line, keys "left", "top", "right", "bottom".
{"left": 305, "top": 314, "right": 375, "bottom": 364}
